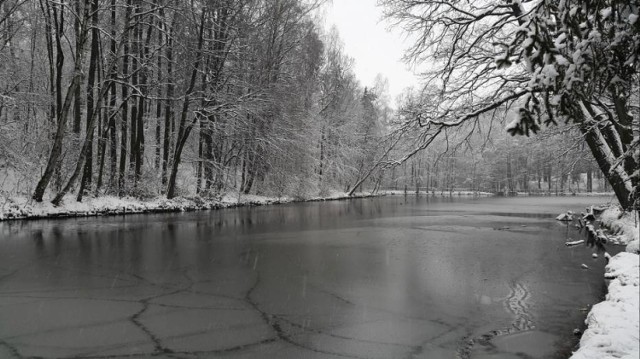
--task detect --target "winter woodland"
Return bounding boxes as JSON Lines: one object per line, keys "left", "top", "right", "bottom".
{"left": 0, "top": 0, "right": 637, "bottom": 213}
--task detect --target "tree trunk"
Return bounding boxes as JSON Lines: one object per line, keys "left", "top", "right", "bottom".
{"left": 128, "top": 3, "right": 140, "bottom": 182}
{"left": 77, "top": 0, "right": 100, "bottom": 201}
{"left": 32, "top": 3, "right": 87, "bottom": 202}
{"left": 107, "top": 0, "right": 118, "bottom": 190}
{"left": 161, "top": 12, "right": 175, "bottom": 189}
{"left": 134, "top": 4, "right": 154, "bottom": 184}
{"left": 72, "top": 0, "right": 82, "bottom": 135}
{"left": 580, "top": 123, "right": 633, "bottom": 210}
{"left": 154, "top": 16, "right": 163, "bottom": 171}
{"left": 118, "top": 0, "right": 133, "bottom": 194}
{"left": 51, "top": 5, "right": 126, "bottom": 206}
{"left": 196, "top": 123, "right": 204, "bottom": 194}
{"left": 166, "top": 9, "right": 206, "bottom": 199}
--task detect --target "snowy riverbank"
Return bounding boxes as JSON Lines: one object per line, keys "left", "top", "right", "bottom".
{"left": 570, "top": 206, "right": 639, "bottom": 359}
{"left": 0, "top": 191, "right": 377, "bottom": 221}
{"left": 0, "top": 190, "right": 501, "bottom": 221}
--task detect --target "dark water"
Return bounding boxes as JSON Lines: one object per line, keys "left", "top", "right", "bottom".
{"left": 0, "top": 195, "right": 620, "bottom": 359}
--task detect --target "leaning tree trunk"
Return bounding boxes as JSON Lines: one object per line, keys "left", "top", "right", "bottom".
{"left": 32, "top": 2, "right": 87, "bottom": 202}
{"left": 579, "top": 105, "right": 634, "bottom": 210}
{"left": 51, "top": 64, "right": 117, "bottom": 206}
{"left": 347, "top": 136, "right": 401, "bottom": 196}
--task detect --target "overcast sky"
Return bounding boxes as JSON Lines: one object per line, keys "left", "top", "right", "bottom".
{"left": 322, "top": 0, "right": 420, "bottom": 105}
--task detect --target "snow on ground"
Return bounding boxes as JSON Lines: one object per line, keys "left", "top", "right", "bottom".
{"left": 219, "top": 192, "right": 293, "bottom": 205}
{"left": 0, "top": 195, "right": 212, "bottom": 220}
{"left": 0, "top": 194, "right": 301, "bottom": 220}
{"left": 599, "top": 206, "right": 640, "bottom": 253}
{"left": 0, "top": 190, "right": 498, "bottom": 221}
{"left": 570, "top": 207, "right": 640, "bottom": 359}
{"left": 0, "top": 191, "right": 382, "bottom": 221}
{"left": 571, "top": 253, "right": 639, "bottom": 359}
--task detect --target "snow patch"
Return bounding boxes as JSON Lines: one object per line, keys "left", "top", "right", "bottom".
{"left": 570, "top": 253, "right": 639, "bottom": 359}
{"left": 505, "top": 117, "right": 521, "bottom": 131}
{"left": 556, "top": 211, "right": 574, "bottom": 221}
{"left": 570, "top": 206, "right": 640, "bottom": 359}
{"left": 566, "top": 239, "right": 585, "bottom": 246}
{"left": 599, "top": 206, "right": 639, "bottom": 253}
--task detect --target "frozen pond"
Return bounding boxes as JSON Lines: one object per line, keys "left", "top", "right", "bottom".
{"left": 0, "top": 195, "right": 618, "bottom": 358}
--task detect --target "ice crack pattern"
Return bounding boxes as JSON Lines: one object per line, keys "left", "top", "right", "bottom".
{"left": 457, "top": 280, "right": 535, "bottom": 359}
{"left": 505, "top": 281, "right": 535, "bottom": 332}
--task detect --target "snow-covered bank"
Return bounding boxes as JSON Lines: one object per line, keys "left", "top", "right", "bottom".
{"left": 0, "top": 190, "right": 501, "bottom": 222}
{"left": 599, "top": 206, "right": 640, "bottom": 254}
{"left": 570, "top": 207, "right": 640, "bottom": 359}
{"left": 0, "top": 192, "right": 371, "bottom": 221}
{"left": 571, "top": 253, "right": 639, "bottom": 359}
{"left": 0, "top": 195, "right": 232, "bottom": 221}
{"left": 2, "top": 190, "right": 431, "bottom": 221}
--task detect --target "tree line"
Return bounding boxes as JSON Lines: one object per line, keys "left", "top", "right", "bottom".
{"left": 382, "top": 117, "right": 608, "bottom": 195}
{"left": 0, "top": 0, "right": 389, "bottom": 204}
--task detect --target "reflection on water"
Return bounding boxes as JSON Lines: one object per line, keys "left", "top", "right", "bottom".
{"left": 482, "top": 212, "right": 557, "bottom": 219}
{"left": 0, "top": 195, "right": 617, "bottom": 358}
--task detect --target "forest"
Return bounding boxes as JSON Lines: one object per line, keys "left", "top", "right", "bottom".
{"left": 0, "top": 0, "right": 637, "bottom": 212}
{"left": 0, "top": 0, "right": 393, "bottom": 204}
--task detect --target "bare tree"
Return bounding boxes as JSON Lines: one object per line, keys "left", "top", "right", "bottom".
{"left": 32, "top": 0, "right": 90, "bottom": 202}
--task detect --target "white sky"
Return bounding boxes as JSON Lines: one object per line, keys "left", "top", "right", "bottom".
{"left": 321, "top": 0, "right": 421, "bottom": 105}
